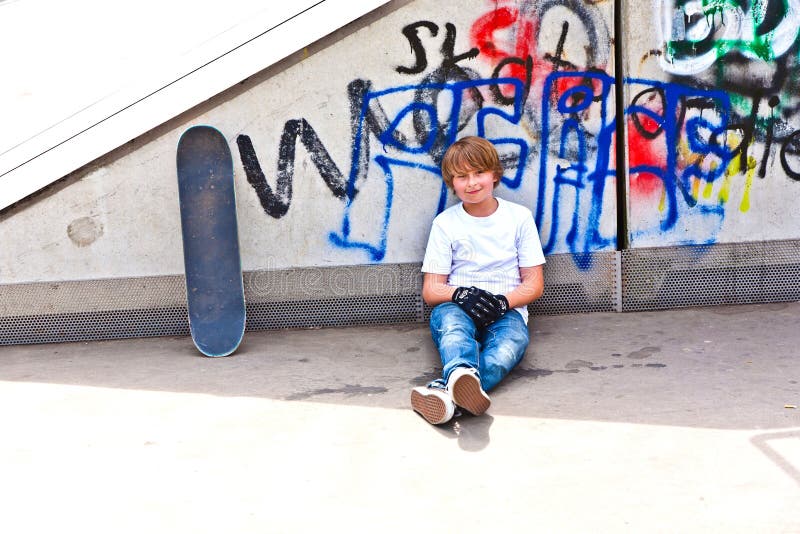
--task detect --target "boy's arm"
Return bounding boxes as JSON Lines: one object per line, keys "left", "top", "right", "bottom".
{"left": 502, "top": 265, "right": 544, "bottom": 309}
{"left": 422, "top": 273, "right": 456, "bottom": 306}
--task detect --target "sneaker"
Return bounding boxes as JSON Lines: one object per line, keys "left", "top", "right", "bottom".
{"left": 410, "top": 385, "right": 455, "bottom": 425}
{"left": 447, "top": 367, "right": 491, "bottom": 416}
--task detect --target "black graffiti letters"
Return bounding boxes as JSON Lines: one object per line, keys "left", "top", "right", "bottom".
{"left": 237, "top": 121, "right": 347, "bottom": 219}
{"left": 396, "top": 21, "right": 439, "bottom": 75}
{"left": 396, "top": 20, "right": 478, "bottom": 75}
{"left": 781, "top": 130, "right": 800, "bottom": 181}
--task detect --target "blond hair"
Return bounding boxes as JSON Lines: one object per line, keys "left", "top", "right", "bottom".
{"left": 440, "top": 136, "right": 503, "bottom": 190}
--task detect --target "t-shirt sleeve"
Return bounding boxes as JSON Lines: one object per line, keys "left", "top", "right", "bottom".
{"left": 421, "top": 218, "right": 453, "bottom": 274}
{"left": 516, "top": 211, "right": 546, "bottom": 267}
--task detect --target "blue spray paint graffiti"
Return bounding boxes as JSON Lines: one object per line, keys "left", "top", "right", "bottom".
{"left": 235, "top": 6, "right": 800, "bottom": 270}
{"left": 328, "top": 76, "right": 528, "bottom": 261}
{"left": 238, "top": 72, "right": 798, "bottom": 262}
{"left": 236, "top": 75, "right": 735, "bottom": 262}
{"left": 538, "top": 71, "right": 617, "bottom": 261}
{"left": 539, "top": 72, "right": 745, "bottom": 251}
{"left": 625, "top": 77, "right": 736, "bottom": 244}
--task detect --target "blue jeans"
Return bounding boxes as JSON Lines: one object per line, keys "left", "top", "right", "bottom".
{"left": 429, "top": 302, "right": 530, "bottom": 392}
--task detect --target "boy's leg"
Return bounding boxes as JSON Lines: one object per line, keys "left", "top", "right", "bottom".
{"left": 477, "top": 309, "right": 530, "bottom": 392}
{"left": 412, "top": 303, "right": 476, "bottom": 425}
{"left": 429, "top": 302, "right": 480, "bottom": 384}
{"left": 429, "top": 303, "right": 491, "bottom": 416}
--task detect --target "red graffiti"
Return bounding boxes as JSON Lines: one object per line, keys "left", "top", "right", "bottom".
{"left": 627, "top": 117, "right": 667, "bottom": 200}
{"left": 626, "top": 88, "right": 670, "bottom": 201}
{"left": 469, "top": 4, "right": 605, "bottom": 105}
{"left": 471, "top": 5, "right": 566, "bottom": 104}
{"left": 470, "top": 7, "right": 536, "bottom": 79}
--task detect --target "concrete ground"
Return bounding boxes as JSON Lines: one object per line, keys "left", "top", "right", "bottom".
{"left": 1, "top": 302, "right": 799, "bottom": 533}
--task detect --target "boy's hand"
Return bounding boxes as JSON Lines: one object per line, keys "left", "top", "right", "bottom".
{"left": 452, "top": 286, "right": 507, "bottom": 327}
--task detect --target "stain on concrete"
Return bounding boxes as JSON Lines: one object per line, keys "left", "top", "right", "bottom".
{"left": 512, "top": 367, "right": 549, "bottom": 379}
{"left": 408, "top": 370, "right": 441, "bottom": 386}
{"left": 566, "top": 359, "right": 595, "bottom": 369}
{"left": 509, "top": 367, "right": 579, "bottom": 380}
{"left": 417, "top": 358, "right": 670, "bottom": 387}
{"left": 388, "top": 323, "right": 425, "bottom": 333}
{"left": 627, "top": 346, "right": 661, "bottom": 359}
{"left": 285, "top": 384, "right": 388, "bottom": 401}
{"left": 67, "top": 216, "right": 103, "bottom": 247}
{"left": 510, "top": 361, "right": 668, "bottom": 381}
{"left": 405, "top": 346, "right": 420, "bottom": 352}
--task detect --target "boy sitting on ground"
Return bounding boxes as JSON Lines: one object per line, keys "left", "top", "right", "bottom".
{"left": 411, "top": 136, "right": 546, "bottom": 425}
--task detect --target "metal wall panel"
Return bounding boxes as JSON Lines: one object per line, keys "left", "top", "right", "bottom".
{"left": 4, "top": 243, "right": 798, "bottom": 346}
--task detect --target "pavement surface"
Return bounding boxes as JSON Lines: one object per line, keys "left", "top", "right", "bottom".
{"left": 1, "top": 302, "right": 799, "bottom": 533}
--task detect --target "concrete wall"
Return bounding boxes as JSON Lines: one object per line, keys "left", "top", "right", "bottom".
{"left": 621, "top": 0, "right": 800, "bottom": 248}
{"left": 1, "top": 0, "right": 617, "bottom": 284}
{"left": 3, "top": 0, "right": 800, "bottom": 289}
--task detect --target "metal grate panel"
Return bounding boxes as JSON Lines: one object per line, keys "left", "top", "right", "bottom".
{"left": 531, "top": 251, "right": 619, "bottom": 315}
{"left": 420, "top": 251, "right": 619, "bottom": 320}
{"left": 0, "top": 255, "right": 620, "bottom": 345}
{"left": 9, "top": 240, "right": 799, "bottom": 345}
{"left": 246, "top": 295, "right": 422, "bottom": 330}
{"left": 2, "top": 307, "right": 189, "bottom": 345}
{"left": 622, "top": 240, "right": 800, "bottom": 311}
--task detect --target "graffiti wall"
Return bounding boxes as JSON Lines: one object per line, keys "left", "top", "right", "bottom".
{"left": 233, "top": 0, "right": 618, "bottom": 269}
{"left": 4, "top": 0, "right": 799, "bottom": 287}
{"left": 0, "top": 0, "right": 619, "bottom": 283}
{"left": 622, "top": 0, "right": 800, "bottom": 247}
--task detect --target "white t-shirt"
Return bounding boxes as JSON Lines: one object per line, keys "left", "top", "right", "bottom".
{"left": 421, "top": 197, "right": 546, "bottom": 323}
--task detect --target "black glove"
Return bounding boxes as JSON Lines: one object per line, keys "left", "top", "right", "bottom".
{"left": 493, "top": 293, "right": 509, "bottom": 317}
{"left": 452, "top": 286, "right": 508, "bottom": 327}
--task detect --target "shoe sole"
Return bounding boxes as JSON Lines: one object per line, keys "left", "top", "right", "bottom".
{"left": 411, "top": 389, "right": 449, "bottom": 425}
{"left": 450, "top": 373, "right": 491, "bottom": 416}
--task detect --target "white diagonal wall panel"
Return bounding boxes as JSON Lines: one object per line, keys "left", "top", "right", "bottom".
{"left": 0, "top": 0, "right": 389, "bottom": 210}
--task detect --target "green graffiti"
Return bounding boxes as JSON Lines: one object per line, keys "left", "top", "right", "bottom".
{"left": 662, "top": 0, "right": 800, "bottom": 74}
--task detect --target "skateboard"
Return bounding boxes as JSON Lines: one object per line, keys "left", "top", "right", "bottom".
{"left": 176, "top": 125, "right": 246, "bottom": 357}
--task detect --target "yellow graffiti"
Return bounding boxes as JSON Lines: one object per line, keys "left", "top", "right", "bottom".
{"left": 739, "top": 159, "right": 755, "bottom": 213}
{"left": 703, "top": 177, "right": 715, "bottom": 199}
{"left": 714, "top": 154, "right": 755, "bottom": 212}
{"left": 673, "top": 131, "right": 755, "bottom": 213}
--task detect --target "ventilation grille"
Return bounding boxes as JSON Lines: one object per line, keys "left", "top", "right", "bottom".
{"left": 530, "top": 252, "right": 619, "bottom": 315}
{"left": 3, "top": 242, "right": 799, "bottom": 346}
{"left": 420, "top": 250, "right": 620, "bottom": 320}
{"left": 2, "top": 307, "right": 189, "bottom": 345}
{"left": 622, "top": 240, "right": 800, "bottom": 311}
{"left": 0, "top": 254, "right": 617, "bottom": 345}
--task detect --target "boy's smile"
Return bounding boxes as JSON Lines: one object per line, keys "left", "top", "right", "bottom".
{"left": 452, "top": 169, "right": 499, "bottom": 216}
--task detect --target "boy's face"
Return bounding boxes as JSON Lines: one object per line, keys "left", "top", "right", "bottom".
{"left": 451, "top": 168, "right": 499, "bottom": 208}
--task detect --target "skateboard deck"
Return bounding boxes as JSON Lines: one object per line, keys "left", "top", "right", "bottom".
{"left": 176, "top": 125, "right": 245, "bottom": 357}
